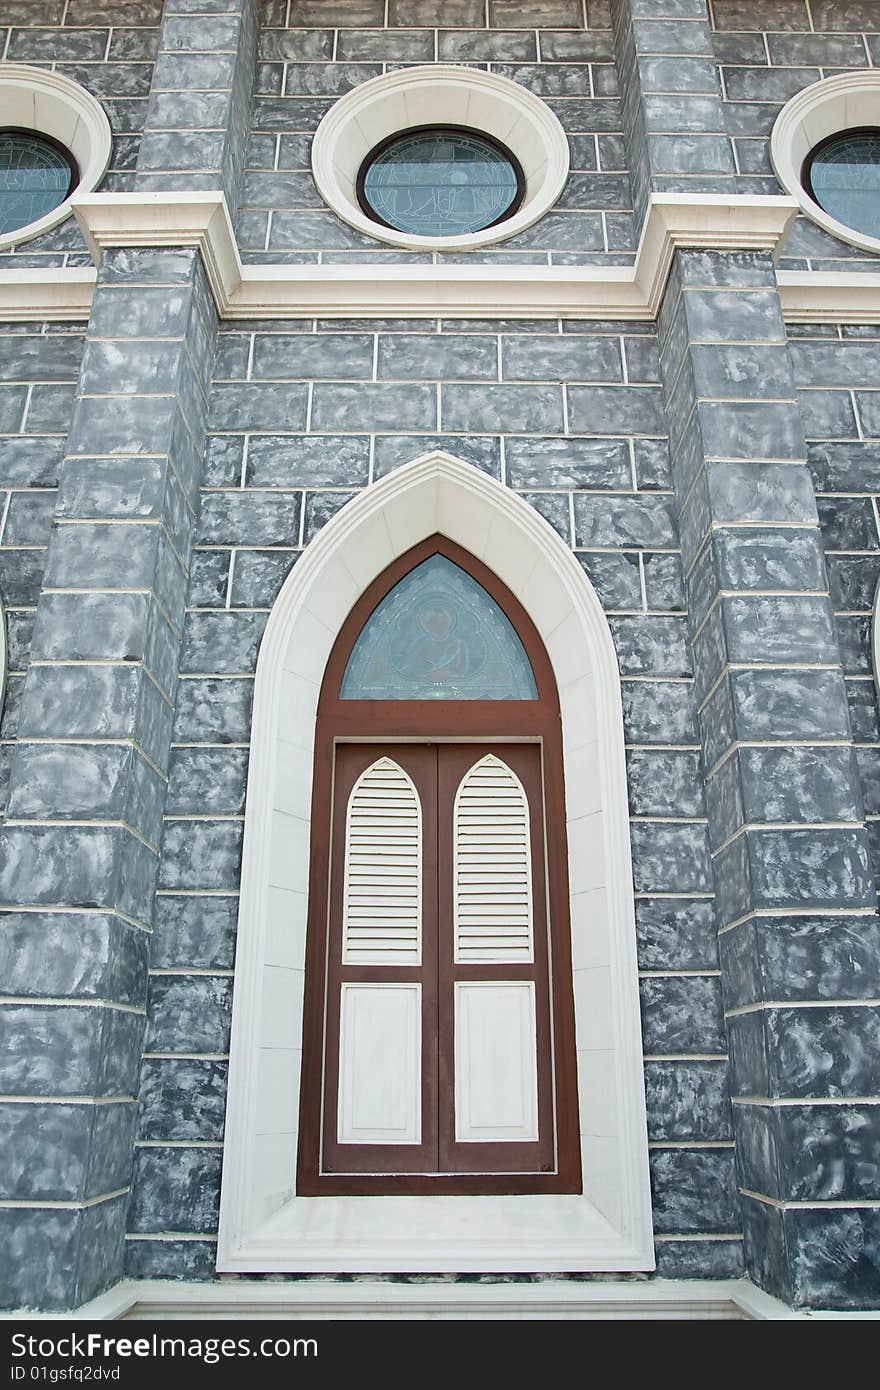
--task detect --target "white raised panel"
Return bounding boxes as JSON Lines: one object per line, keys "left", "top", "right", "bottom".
{"left": 454, "top": 982, "right": 539, "bottom": 1144}
{"left": 337, "top": 983, "right": 421, "bottom": 1145}
{"left": 454, "top": 755, "right": 533, "bottom": 964}
{"left": 343, "top": 758, "right": 422, "bottom": 965}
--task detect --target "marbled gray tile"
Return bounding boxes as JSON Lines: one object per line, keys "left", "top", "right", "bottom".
{"left": 158, "top": 819, "right": 242, "bottom": 893}
{"left": 639, "top": 975, "right": 725, "bottom": 1053}
{"left": 502, "top": 333, "right": 623, "bottom": 381}
{"left": 650, "top": 1148, "right": 741, "bottom": 1234}
{"left": 166, "top": 747, "right": 248, "bottom": 816}
{"left": 127, "top": 1146, "right": 222, "bottom": 1234}
{"left": 631, "top": 821, "right": 712, "bottom": 895}
{"left": 378, "top": 334, "right": 498, "bottom": 382}
{"left": 644, "top": 1061, "right": 732, "bottom": 1142}
{"left": 0, "top": 1207, "right": 80, "bottom": 1311}
{"left": 251, "top": 332, "right": 373, "bottom": 380}
{"left": 441, "top": 383, "right": 564, "bottom": 433}
{"left": 372, "top": 434, "right": 500, "bottom": 478}
{"left": 311, "top": 382, "right": 436, "bottom": 432}
{"left": 124, "top": 1236, "right": 218, "bottom": 1280}
{"left": 145, "top": 973, "right": 232, "bottom": 1056}
{"left": 138, "top": 1058, "right": 228, "bottom": 1141}
{"left": 786, "top": 1207, "right": 880, "bottom": 1311}
{"left": 574, "top": 493, "right": 677, "bottom": 548}
{"left": 180, "top": 611, "right": 267, "bottom": 674}
{"left": 229, "top": 549, "right": 298, "bottom": 607}
{"left": 568, "top": 384, "right": 664, "bottom": 434}
{"left": 209, "top": 381, "right": 308, "bottom": 431}
{"left": 626, "top": 749, "right": 704, "bottom": 817}
{"left": 576, "top": 551, "right": 642, "bottom": 609}
{"left": 197, "top": 490, "right": 301, "bottom": 547}
{"left": 635, "top": 899, "right": 719, "bottom": 972}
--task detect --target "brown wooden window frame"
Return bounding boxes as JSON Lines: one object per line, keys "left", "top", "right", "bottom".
{"left": 296, "top": 535, "right": 581, "bottom": 1196}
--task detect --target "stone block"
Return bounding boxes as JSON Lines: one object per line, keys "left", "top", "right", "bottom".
{"left": 245, "top": 433, "right": 370, "bottom": 487}
{"left": 649, "top": 1147, "right": 741, "bottom": 1234}
{"left": 644, "top": 1060, "right": 732, "bottom": 1141}
{"left": 506, "top": 437, "right": 631, "bottom": 489}
{"left": 630, "top": 821, "right": 713, "bottom": 894}
{"left": 252, "top": 332, "right": 373, "bottom": 380}
{"left": 575, "top": 492, "right": 677, "bottom": 548}
{"left": 635, "top": 898, "right": 719, "bottom": 972}
{"left": 626, "top": 748, "right": 704, "bottom": 817}
{"left": 127, "top": 1146, "right": 222, "bottom": 1235}
{"left": 576, "top": 551, "right": 642, "bottom": 610}
{"left": 379, "top": 334, "right": 498, "bottom": 382}
{"left": 568, "top": 384, "right": 665, "bottom": 434}
{"left": 138, "top": 1058, "right": 228, "bottom": 1141}
{"left": 209, "top": 381, "right": 309, "bottom": 431}
{"left": 312, "top": 382, "right": 437, "bottom": 432}
{"left": 151, "top": 893, "right": 238, "bottom": 971}
{"left": 180, "top": 611, "right": 267, "bottom": 674}
{"left": 157, "top": 819, "right": 243, "bottom": 893}
{"left": 639, "top": 974, "right": 725, "bottom": 1053}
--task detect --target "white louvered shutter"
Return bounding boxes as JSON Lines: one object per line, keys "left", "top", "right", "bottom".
{"left": 342, "top": 757, "right": 422, "bottom": 965}
{"left": 453, "top": 754, "right": 534, "bottom": 964}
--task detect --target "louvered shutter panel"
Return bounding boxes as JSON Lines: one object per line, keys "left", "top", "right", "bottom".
{"left": 453, "top": 754, "right": 534, "bottom": 964}
{"left": 342, "top": 757, "right": 422, "bottom": 965}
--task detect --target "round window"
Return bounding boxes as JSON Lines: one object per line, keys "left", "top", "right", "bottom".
{"left": 803, "top": 127, "right": 880, "bottom": 242}
{"left": 0, "top": 129, "right": 76, "bottom": 238}
{"left": 357, "top": 126, "right": 525, "bottom": 239}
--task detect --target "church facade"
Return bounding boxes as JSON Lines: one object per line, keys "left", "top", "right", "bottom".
{"left": 0, "top": 0, "right": 879, "bottom": 1317}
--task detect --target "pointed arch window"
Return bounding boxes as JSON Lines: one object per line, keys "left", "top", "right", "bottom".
{"left": 297, "top": 536, "right": 581, "bottom": 1195}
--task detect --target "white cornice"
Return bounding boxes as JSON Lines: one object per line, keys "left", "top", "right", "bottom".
{"left": 3, "top": 190, "right": 878, "bottom": 323}
{"left": 11, "top": 1275, "right": 869, "bottom": 1320}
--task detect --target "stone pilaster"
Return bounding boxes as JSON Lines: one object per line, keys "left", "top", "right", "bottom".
{"left": 657, "top": 247, "right": 880, "bottom": 1309}
{"left": 0, "top": 248, "right": 216, "bottom": 1310}
{"left": 612, "top": 0, "right": 736, "bottom": 226}
{"left": 135, "top": 0, "right": 261, "bottom": 203}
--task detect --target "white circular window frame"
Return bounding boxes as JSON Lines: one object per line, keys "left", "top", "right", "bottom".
{"left": 771, "top": 71, "right": 880, "bottom": 257}
{"left": 311, "top": 65, "right": 570, "bottom": 251}
{"left": 0, "top": 63, "right": 112, "bottom": 251}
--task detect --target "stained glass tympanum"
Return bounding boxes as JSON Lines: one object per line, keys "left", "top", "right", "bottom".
{"left": 340, "top": 554, "right": 538, "bottom": 700}
{"left": 0, "top": 131, "right": 75, "bottom": 237}
{"left": 805, "top": 129, "right": 880, "bottom": 240}
{"left": 358, "top": 127, "right": 523, "bottom": 238}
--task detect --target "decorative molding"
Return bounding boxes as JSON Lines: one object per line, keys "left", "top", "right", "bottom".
{"left": 50, "top": 1276, "right": 873, "bottom": 1320}
{"left": 0, "top": 64, "right": 112, "bottom": 251}
{"left": 309, "top": 65, "right": 570, "bottom": 252}
{"left": 777, "top": 269, "right": 880, "bottom": 322}
{"left": 770, "top": 72, "right": 880, "bottom": 258}
{"left": 0, "top": 266, "right": 96, "bottom": 319}
{"left": 216, "top": 450, "right": 654, "bottom": 1275}
{"left": 68, "top": 190, "right": 797, "bottom": 321}
{"left": 5, "top": 190, "right": 878, "bottom": 322}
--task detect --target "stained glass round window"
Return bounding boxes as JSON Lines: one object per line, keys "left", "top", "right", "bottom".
{"left": 0, "top": 130, "right": 76, "bottom": 238}
{"left": 804, "top": 128, "right": 880, "bottom": 241}
{"left": 357, "top": 126, "right": 524, "bottom": 238}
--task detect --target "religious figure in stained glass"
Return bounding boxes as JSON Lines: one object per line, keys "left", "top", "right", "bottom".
{"left": 340, "top": 554, "right": 538, "bottom": 700}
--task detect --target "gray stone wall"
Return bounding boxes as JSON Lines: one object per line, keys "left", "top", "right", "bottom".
{"left": 0, "top": 248, "right": 217, "bottom": 1310}
{"left": 0, "top": 321, "right": 85, "bottom": 819}
{"left": 0, "top": 0, "right": 164, "bottom": 269}
{"left": 790, "top": 320, "right": 880, "bottom": 896}
{"left": 710, "top": 0, "right": 880, "bottom": 270}
{"left": 241, "top": 0, "right": 634, "bottom": 264}
{"left": 124, "top": 311, "right": 742, "bottom": 1283}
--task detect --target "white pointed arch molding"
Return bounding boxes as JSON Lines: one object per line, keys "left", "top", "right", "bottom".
{"left": 217, "top": 452, "right": 653, "bottom": 1274}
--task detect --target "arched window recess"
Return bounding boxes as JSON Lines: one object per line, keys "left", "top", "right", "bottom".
{"left": 297, "top": 536, "right": 581, "bottom": 1197}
